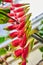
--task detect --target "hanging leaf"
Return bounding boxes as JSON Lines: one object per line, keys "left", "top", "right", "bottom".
{"left": 30, "top": 38, "right": 34, "bottom": 51}
{"left": 39, "top": 47, "right": 43, "bottom": 52}
{"left": 41, "top": 20, "right": 43, "bottom": 24}
{"left": 0, "top": 8, "right": 10, "bottom": 13}
{"left": 0, "top": 37, "right": 5, "bottom": 43}
{"left": 0, "top": 10, "right": 9, "bottom": 24}
{"left": 0, "top": 48, "right": 7, "bottom": 56}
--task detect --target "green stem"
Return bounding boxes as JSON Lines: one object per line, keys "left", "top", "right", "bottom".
{"left": 42, "top": 53, "right": 43, "bottom": 60}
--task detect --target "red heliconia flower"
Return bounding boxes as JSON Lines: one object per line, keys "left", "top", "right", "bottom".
{"left": 9, "top": 28, "right": 24, "bottom": 38}
{"left": 21, "top": 60, "right": 26, "bottom": 65}
{"left": 11, "top": 38, "right": 22, "bottom": 47}
{"left": 17, "top": 28, "right": 25, "bottom": 37}
{"left": 22, "top": 44, "right": 29, "bottom": 59}
{"left": 12, "top": 3, "right": 29, "bottom": 7}
{"left": 3, "top": 0, "right": 12, "bottom": 2}
{"left": 8, "top": 19, "right": 14, "bottom": 23}
{"left": 10, "top": 7, "right": 14, "bottom": 10}
{"left": 8, "top": 13, "right": 16, "bottom": 18}
{"left": 17, "top": 11, "right": 25, "bottom": 18}
{"left": 7, "top": 24, "right": 18, "bottom": 30}
{"left": 6, "top": 20, "right": 25, "bottom": 29}
{"left": 19, "top": 33, "right": 27, "bottom": 47}
{"left": 17, "top": 21, "right": 25, "bottom": 30}
{"left": 14, "top": 49, "right": 23, "bottom": 57}
{"left": 14, "top": 8, "right": 24, "bottom": 13}
{"left": 18, "top": 16, "right": 26, "bottom": 23}
{"left": 8, "top": 13, "right": 14, "bottom": 16}
{"left": 9, "top": 31, "right": 18, "bottom": 38}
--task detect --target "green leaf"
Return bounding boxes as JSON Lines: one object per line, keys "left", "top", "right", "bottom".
{"left": 2, "top": 9, "right": 10, "bottom": 13}
{"left": 39, "top": 47, "right": 43, "bottom": 52}
{"left": 30, "top": 38, "right": 34, "bottom": 50}
{"left": 0, "top": 0, "right": 2, "bottom": 4}
{"left": 41, "top": 20, "right": 43, "bottom": 24}
{"left": 39, "top": 31, "right": 43, "bottom": 35}
{"left": 26, "top": 60, "right": 28, "bottom": 63}
{"left": 0, "top": 10, "right": 9, "bottom": 24}
{"left": 38, "top": 20, "right": 43, "bottom": 38}
{"left": 0, "top": 37, "right": 5, "bottom": 43}
{"left": 0, "top": 48, "right": 7, "bottom": 56}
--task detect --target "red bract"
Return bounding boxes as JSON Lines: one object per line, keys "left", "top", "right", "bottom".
{"left": 22, "top": 44, "right": 29, "bottom": 59}
{"left": 7, "top": 24, "right": 18, "bottom": 30}
{"left": 8, "top": 13, "right": 16, "bottom": 17}
{"left": 21, "top": 60, "right": 26, "bottom": 65}
{"left": 18, "top": 28, "right": 24, "bottom": 37}
{"left": 9, "top": 31, "right": 18, "bottom": 38}
{"left": 11, "top": 38, "right": 22, "bottom": 47}
{"left": 20, "top": 13, "right": 31, "bottom": 23}
{"left": 18, "top": 13, "right": 31, "bottom": 23}
{"left": 19, "top": 16, "right": 26, "bottom": 23}
{"left": 14, "top": 6, "right": 29, "bottom": 13}
{"left": 19, "top": 33, "right": 27, "bottom": 47}
{"left": 17, "top": 8, "right": 29, "bottom": 18}
{"left": 15, "top": 16, "right": 18, "bottom": 20}
{"left": 10, "top": 7, "right": 14, "bottom": 10}
{"left": 3, "top": 0, "right": 12, "bottom": 2}
{"left": 17, "top": 11, "right": 25, "bottom": 18}
{"left": 6, "top": 20, "right": 25, "bottom": 30}
{"left": 12, "top": 3, "right": 29, "bottom": 7}
{"left": 14, "top": 8, "right": 24, "bottom": 13}
{"left": 14, "top": 49, "right": 23, "bottom": 57}
{"left": 9, "top": 28, "right": 24, "bottom": 38}
{"left": 8, "top": 13, "right": 14, "bottom": 16}
{"left": 8, "top": 19, "right": 14, "bottom": 23}
{"left": 14, "top": 13, "right": 17, "bottom": 17}
{"left": 17, "top": 21, "right": 25, "bottom": 30}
